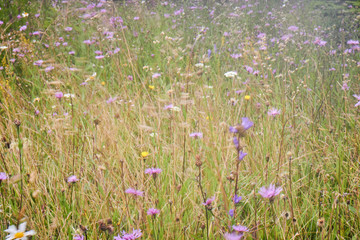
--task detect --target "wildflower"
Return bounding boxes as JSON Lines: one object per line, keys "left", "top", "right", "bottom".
{"left": 164, "top": 104, "right": 173, "bottom": 110}
{"left": 259, "top": 184, "right": 282, "bottom": 201}
{"left": 244, "top": 95, "right": 251, "bottom": 100}
{"left": 229, "top": 117, "right": 254, "bottom": 134}
{"left": 232, "top": 194, "right": 242, "bottom": 204}
{"left": 33, "top": 60, "right": 44, "bottom": 66}
{"left": 229, "top": 209, "right": 234, "bottom": 217}
{"left": 45, "top": 65, "right": 54, "bottom": 72}
{"left": 152, "top": 73, "right": 161, "bottom": 79}
{"left": 55, "top": 92, "right": 64, "bottom": 99}
{"left": 19, "top": 25, "right": 27, "bottom": 31}
{"left": 317, "top": 218, "right": 325, "bottom": 228}
{"left": 202, "top": 196, "right": 215, "bottom": 207}
{"left": 288, "top": 25, "right": 298, "bottom": 32}
{"left": 147, "top": 208, "right": 160, "bottom": 217}
{"left": 125, "top": 188, "right": 143, "bottom": 197}
{"left": 114, "top": 229, "right": 142, "bottom": 240}
{"left": 233, "top": 137, "right": 239, "bottom": 149}
{"left": 238, "top": 151, "right": 247, "bottom": 161}
{"left": 342, "top": 82, "right": 349, "bottom": 91}
{"left": 5, "top": 222, "right": 36, "bottom": 240}
{"left": 148, "top": 85, "right": 155, "bottom": 90}
{"left": 224, "top": 232, "right": 243, "bottom": 240}
{"left": 0, "top": 172, "right": 8, "bottom": 181}
{"left": 73, "top": 234, "right": 84, "bottom": 240}
{"left": 22, "top": 12, "right": 29, "bottom": 17}
{"left": 65, "top": 27, "right": 73, "bottom": 32}
{"left": 232, "top": 225, "right": 249, "bottom": 233}
{"left": 127, "top": 75, "right": 133, "bottom": 81}
{"left": 268, "top": 108, "right": 281, "bottom": 117}
{"left": 145, "top": 168, "right": 162, "bottom": 177}
{"left": 141, "top": 151, "right": 149, "bottom": 158}
{"left": 189, "top": 132, "right": 203, "bottom": 138}
{"left": 353, "top": 94, "right": 360, "bottom": 107}
{"left": 224, "top": 71, "right": 238, "bottom": 78}
{"left": 67, "top": 175, "right": 79, "bottom": 183}
{"left": 106, "top": 97, "right": 117, "bottom": 104}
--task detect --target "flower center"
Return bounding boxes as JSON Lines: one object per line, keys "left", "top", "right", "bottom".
{"left": 14, "top": 232, "right": 25, "bottom": 238}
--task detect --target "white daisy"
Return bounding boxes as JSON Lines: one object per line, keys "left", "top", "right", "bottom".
{"left": 5, "top": 222, "right": 36, "bottom": 240}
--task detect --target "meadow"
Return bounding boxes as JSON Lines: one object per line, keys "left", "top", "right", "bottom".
{"left": 0, "top": 0, "right": 360, "bottom": 239}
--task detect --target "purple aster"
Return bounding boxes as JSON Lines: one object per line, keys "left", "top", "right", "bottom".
{"left": 55, "top": 92, "right": 64, "bottom": 99}
{"left": 288, "top": 25, "right": 298, "bottom": 32}
{"left": 73, "top": 234, "right": 84, "bottom": 240}
{"left": 202, "top": 196, "right": 215, "bottom": 206}
{"left": 125, "top": 188, "right": 143, "bottom": 197}
{"left": 0, "top": 172, "right": 8, "bottom": 181}
{"left": 224, "top": 232, "right": 243, "bottom": 240}
{"left": 232, "top": 194, "right": 242, "bottom": 204}
{"left": 189, "top": 132, "right": 203, "bottom": 139}
{"left": 238, "top": 151, "right": 247, "bottom": 161}
{"left": 259, "top": 184, "right": 282, "bottom": 201}
{"left": 67, "top": 175, "right": 79, "bottom": 183}
{"left": 114, "top": 229, "right": 142, "bottom": 240}
{"left": 33, "top": 60, "right": 44, "bottom": 66}
{"left": 232, "top": 225, "right": 249, "bottom": 233}
{"left": 353, "top": 94, "right": 360, "bottom": 107}
{"left": 147, "top": 208, "right": 160, "bottom": 216}
{"left": 268, "top": 108, "right": 281, "bottom": 117}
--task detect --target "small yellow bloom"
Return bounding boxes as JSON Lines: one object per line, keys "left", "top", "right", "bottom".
{"left": 244, "top": 95, "right": 251, "bottom": 100}
{"left": 33, "top": 97, "right": 40, "bottom": 102}
{"left": 101, "top": 81, "right": 106, "bottom": 86}
{"left": 14, "top": 232, "right": 25, "bottom": 238}
{"left": 141, "top": 151, "right": 149, "bottom": 158}
{"left": 148, "top": 85, "right": 155, "bottom": 90}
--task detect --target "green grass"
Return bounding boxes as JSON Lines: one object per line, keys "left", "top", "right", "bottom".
{"left": 0, "top": 0, "right": 360, "bottom": 239}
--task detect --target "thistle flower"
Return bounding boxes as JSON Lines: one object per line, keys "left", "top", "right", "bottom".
{"left": 67, "top": 175, "right": 79, "bottom": 183}
{"left": 147, "top": 208, "right": 160, "bottom": 217}
{"left": 268, "top": 108, "right": 281, "bottom": 117}
{"left": 145, "top": 168, "right": 162, "bottom": 178}
{"left": 202, "top": 196, "right": 215, "bottom": 207}
{"left": 223, "top": 232, "right": 243, "bottom": 240}
{"left": 55, "top": 92, "right": 64, "bottom": 99}
{"left": 259, "top": 184, "right": 282, "bottom": 201}
{"left": 5, "top": 222, "right": 36, "bottom": 240}
{"left": 189, "top": 132, "right": 203, "bottom": 139}
{"left": 125, "top": 188, "right": 143, "bottom": 197}
{"left": 232, "top": 225, "right": 249, "bottom": 233}
{"left": 114, "top": 229, "right": 142, "bottom": 240}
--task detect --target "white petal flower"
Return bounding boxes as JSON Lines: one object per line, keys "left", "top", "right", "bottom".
{"left": 5, "top": 222, "right": 36, "bottom": 240}
{"left": 224, "top": 71, "right": 238, "bottom": 78}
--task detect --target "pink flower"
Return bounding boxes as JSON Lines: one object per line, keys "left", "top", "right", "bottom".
{"left": 152, "top": 73, "right": 161, "bottom": 79}
{"left": 202, "top": 196, "right": 215, "bottom": 206}
{"left": 145, "top": 168, "right": 162, "bottom": 176}
{"left": 67, "top": 175, "right": 79, "bottom": 183}
{"left": 55, "top": 92, "right": 64, "bottom": 99}
{"left": 353, "top": 94, "right": 360, "bottom": 107}
{"left": 232, "top": 225, "right": 249, "bottom": 233}
{"left": 0, "top": 172, "right": 8, "bottom": 181}
{"left": 114, "top": 229, "right": 142, "bottom": 240}
{"left": 125, "top": 188, "right": 143, "bottom": 197}
{"left": 268, "top": 108, "right": 281, "bottom": 117}
{"left": 189, "top": 132, "right": 203, "bottom": 139}
{"left": 224, "top": 232, "right": 243, "bottom": 240}
{"left": 147, "top": 208, "right": 160, "bottom": 216}
{"left": 259, "top": 184, "right": 282, "bottom": 201}
{"left": 73, "top": 234, "right": 84, "bottom": 240}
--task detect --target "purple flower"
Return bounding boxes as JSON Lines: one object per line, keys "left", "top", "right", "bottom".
{"left": 65, "top": 27, "right": 73, "bottom": 32}
{"left": 268, "top": 108, "right": 281, "bottom": 117}
{"left": 114, "top": 229, "right": 142, "bottom": 240}
{"left": 259, "top": 184, "right": 282, "bottom": 201}
{"left": 229, "top": 209, "right": 234, "bottom": 217}
{"left": 189, "top": 132, "right": 203, "bottom": 139}
{"left": 147, "top": 208, "right": 160, "bottom": 216}
{"left": 73, "top": 234, "right": 84, "bottom": 240}
{"left": 238, "top": 151, "right": 247, "bottom": 161}
{"left": 164, "top": 104, "right": 173, "bottom": 110}
{"left": 347, "top": 40, "right": 359, "bottom": 45}
{"left": 0, "top": 172, "right": 8, "bottom": 181}
{"left": 224, "top": 232, "right": 243, "bottom": 240}
{"left": 55, "top": 92, "right": 64, "bottom": 99}
{"left": 353, "top": 94, "right": 360, "bottom": 107}
{"left": 232, "top": 194, "right": 242, "bottom": 204}
{"left": 95, "top": 55, "right": 105, "bottom": 59}
{"left": 45, "top": 65, "right": 54, "bottom": 72}
{"left": 232, "top": 225, "right": 249, "bottom": 233}
{"left": 152, "top": 73, "right": 161, "bottom": 79}
{"left": 106, "top": 97, "right": 117, "bottom": 104}
{"left": 288, "top": 26, "right": 298, "bottom": 32}
{"left": 233, "top": 137, "right": 239, "bottom": 149}
{"left": 202, "top": 196, "right": 215, "bottom": 206}
{"left": 67, "top": 175, "right": 79, "bottom": 183}
{"left": 145, "top": 168, "right": 162, "bottom": 177}
{"left": 19, "top": 25, "right": 27, "bottom": 31}
{"left": 125, "top": 188, "right": 143, "bottom": 197}
{"left": 33, "top": 60, "right": 44, "bottom": 66}
{"left": 127, "top": 75, "right": 133, "bottom": 81}
{"left": 241, "top": 117, "right": 253, "bottom": 130}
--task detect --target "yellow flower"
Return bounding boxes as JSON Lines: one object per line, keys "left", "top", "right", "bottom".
{"left": 101, "top": 81, "right": 106, "bottom": 86}
{"left": 244, "top": 95, "right": 251, "bottom": 100}
{"left": 141, "top": 151, "right": 149, "bottom": 158}
{"left": 148, "top": 85, "right": 155, "bottom": 90}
